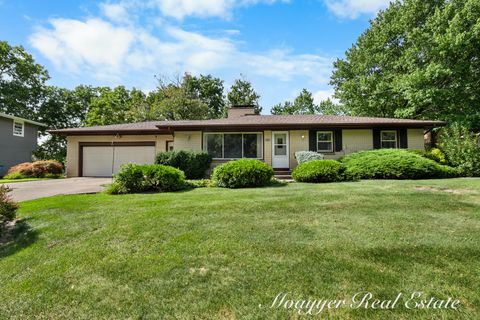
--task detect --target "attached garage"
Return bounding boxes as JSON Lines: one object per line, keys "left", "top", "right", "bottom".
{"left": 79, "top": 142, "right": 156, "bottom": 177}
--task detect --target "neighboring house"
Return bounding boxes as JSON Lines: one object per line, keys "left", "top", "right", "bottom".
{"left": 50, "top": 106, "right": 445, "bottom": 177}
{"left": 0, "top": 113, "right": 47, "bottom": 177}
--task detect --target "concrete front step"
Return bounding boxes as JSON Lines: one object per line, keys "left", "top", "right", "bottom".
{"left": 275, "top": 174, "right": 292, "bottom": 180}
{"left": 274, "top": 169, "right": 292, "bottom": 180}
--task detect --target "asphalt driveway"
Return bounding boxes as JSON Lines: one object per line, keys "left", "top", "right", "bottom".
{"left": 3, "top": 178, "right": 112, "bottom": 201}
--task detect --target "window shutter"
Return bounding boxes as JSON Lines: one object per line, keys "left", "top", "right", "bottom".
{"left": 373, "top": 129, "right": 381, "bottom": 149}
{"left": 399, "top": 129, "right": 408, "bottom": 148}
{"left": 334, "top": 129, "right": 342, "bottom": 152}
{"left": 309, "top": 130, "right": 317, "bottom": 152}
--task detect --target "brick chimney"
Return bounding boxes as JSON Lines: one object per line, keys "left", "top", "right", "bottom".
{"left": 228, "top": 105, "right": 257, "bottom": 118}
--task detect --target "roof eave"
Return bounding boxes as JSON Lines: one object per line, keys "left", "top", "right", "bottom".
{"left": 0, "top": 112, "right": 47, "bottom": 127}
{"left": 156, "top": 121, "right": 446, "bottom": 132}
{"left": 48, "top": 129, "right": 164, "bottom": 136}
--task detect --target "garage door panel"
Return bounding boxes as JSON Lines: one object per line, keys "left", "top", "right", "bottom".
{"left": 83, "top": 147, "right": 114, "bottom": 177}
{"left": 113, "top": 147, "right": 156, "bottom": 173}
{"left": 82, "top": 145, "right": 155, "bottom": 177}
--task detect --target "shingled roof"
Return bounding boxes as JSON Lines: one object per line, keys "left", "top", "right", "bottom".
{"left": 49, "top": 115, "right": 446, "bottom": 135}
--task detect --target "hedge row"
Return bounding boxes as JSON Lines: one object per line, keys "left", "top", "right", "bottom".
{"left": 291, "top": 149, "right": 457, "bottom": 183}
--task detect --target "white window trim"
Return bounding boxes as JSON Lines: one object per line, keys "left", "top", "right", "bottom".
{"left": 203, "top": 132, "right": 264, "bottom": 160}
{"left": 13, "top": 120, "right": 24, "bottom": 137}
{"left": 380, "top": 130, "right": 398, "bottom": 148}
{"left": 317, "top": 131, "right": 334, "bottom": 153}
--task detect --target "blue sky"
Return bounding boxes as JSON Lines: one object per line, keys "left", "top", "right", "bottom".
{"left": 0, "top": 0, "right": 390, "bottom": 113}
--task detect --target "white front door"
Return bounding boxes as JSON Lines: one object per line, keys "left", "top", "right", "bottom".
{"left": 272, "top": 131, "right": 289, "bottom": 168}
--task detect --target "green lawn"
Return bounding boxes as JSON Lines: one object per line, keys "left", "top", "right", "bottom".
{"left": 1, "top": 179, "right": 479, "bottom": 319}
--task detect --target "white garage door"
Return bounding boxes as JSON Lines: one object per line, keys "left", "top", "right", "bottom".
{"left": 82, "top": 146, "right": 156, "bottom": 177}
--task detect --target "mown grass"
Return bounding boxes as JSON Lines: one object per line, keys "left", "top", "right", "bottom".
{"left": 1, "top": 178, "right": 479, "bottom": 319}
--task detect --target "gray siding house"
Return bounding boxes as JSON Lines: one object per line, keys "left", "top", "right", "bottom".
{"left": 0, "top": 113, "right": 46, "bottom": 177}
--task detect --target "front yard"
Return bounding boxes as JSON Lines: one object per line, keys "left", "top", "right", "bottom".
{"left": 1, "top": 179, "right": 479, "bottom": 319}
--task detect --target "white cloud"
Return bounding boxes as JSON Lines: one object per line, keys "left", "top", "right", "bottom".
{"left": 324, "top": 0, "right": 390, "bottom": 19}
{"left": 244, "top": 49, "right": 332, "bottom": 83}
{"left": 100, "top": 3, "right": 130, "bottom": 23}
{"left": 30, "top": 18, "right": 134, "bottom": 78}
{"left": 155, "top": 0, "right": 232, "bottom": 19}
{"left": 30, "top": 14, "right": 333, "bottom": 86}
{"left": 152, "top": 0, "right": 289, "bottom": 19}
{"left": 313, "top": 89, "right": 339, "bottom": 104}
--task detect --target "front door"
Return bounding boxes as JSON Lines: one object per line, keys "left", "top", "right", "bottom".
{"left": 272, "top": 131, "right": 289, "bottom": 168}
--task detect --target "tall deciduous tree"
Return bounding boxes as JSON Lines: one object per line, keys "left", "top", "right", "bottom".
{"left": 148, "top": 85, "right": 210, "bottom": 121}
{"left": 227, "top": 77, "right": 262, "bottom": 113}
{"left": 331, "top": 0, "right": 480, "bottom": 129}
{"left": 271, "top": 89, "right": 317, "bottom": 115}
{"left": 35, "top": 85, "right": 99, "bottom": 161}
{"left": 271, "top": 89, "right": 347, "bottom": 115}
{"left": 317, "top": 98, "right": 349, "bottom": 116}
{"left": 183, "top": 73, "right": 226, "bottom": 118}
{"left": 85, "top": 86, "right": 137, "bottom": 126}
{"left": 0, "top": 41, "right": 49, "bottom": 119}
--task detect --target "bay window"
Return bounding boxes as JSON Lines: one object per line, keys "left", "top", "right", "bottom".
{"left": 203, "top": 133, "right": 263, "bottom": 159}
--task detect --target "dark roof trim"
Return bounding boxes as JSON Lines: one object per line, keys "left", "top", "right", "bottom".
{"left": 158, "top": 122, "right": 444, "bottom": 132}
{"left": 49, "top": 130, "right": 163, "bottom": 136}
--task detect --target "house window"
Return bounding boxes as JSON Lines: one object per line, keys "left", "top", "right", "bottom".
{"left": 166, "top": 141, "right": 174, "bottom": 151}
{"left": 380, "top": 130, "right": 397, "bottom": 148}
{"left": 13, "top": 120, "right": 24, "bottom": 137}
{"left": 203, "top": 133, "right": 263, "bottom": 159}
{"left": 317, "top": 131, "right": 333, "bottom": 152}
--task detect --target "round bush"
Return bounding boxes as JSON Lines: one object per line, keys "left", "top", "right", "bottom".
{"left": 155, "top": 150, "right": 212, "bottom": 179}
{"left": 211, "top": 159, "right": 274, "bottom": 188}
{"left": 340, "top": 149, "right": 457, "bottom": 180}
{"left": 292, "top": 160, "right": 349, "bottom": 183}
{"left": 111, "top": 163, "right": 185, "bottom": 194}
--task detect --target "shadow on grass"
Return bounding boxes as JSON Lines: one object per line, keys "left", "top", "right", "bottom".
{"left": 0, "top": 218, "right": 38, "bottom": 258}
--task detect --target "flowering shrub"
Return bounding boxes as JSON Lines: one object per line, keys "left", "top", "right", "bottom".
{"left": 5, "top": 160, "right": 64, "bottom": 179}
{"left": 295, "top": 151, "right": 325, "bottom": 164}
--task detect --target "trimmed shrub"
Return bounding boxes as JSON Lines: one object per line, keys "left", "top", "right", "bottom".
{"left": 340, "top": 149, "right": 457, "bottom": 180}
{"left": 295, "top": 151, "right": 325, "bottom": 164}
{"left": 6, "top": 160, "right": 64, "bottom": 178}
{"left": 142, "top": 165, "right": 186, "bottom": 192}
{"left": 113, "top": 163, "right": 145, "bottom": 193}
{"left": 109, "top": 163, "right": 186, "bottom": 194}
{"left": 0, "top": 185, "right": 18, "bottom": 222}
{"left": 424, "top": 148, "right": 447, "bottom": 165}
{"left": 211, "top": 159, "right": 274, "bottom": 188}
{"left": 439, "top": 124, "right": 480, "bottom": 177}
{"left": 292, "top": 160, "right": 350, "bottom": 183}
{"left": 155, "top": 150, "right": 212, "bottom": 179}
